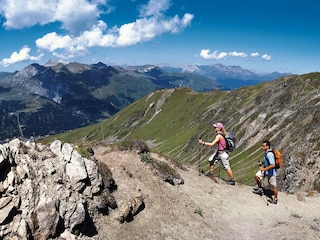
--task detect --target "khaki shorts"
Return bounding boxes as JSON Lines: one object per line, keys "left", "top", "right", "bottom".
{"left": 219, "top": 152, "right": 230, "bottom": 170}
{"left": 267, "top": 175, "right": 277, "bottom": 188}
{"left": 255, "top": 170, "right": 277, "bottom": 187}
{"left": 255, "top": 170, "right": 265, "bottom": 180}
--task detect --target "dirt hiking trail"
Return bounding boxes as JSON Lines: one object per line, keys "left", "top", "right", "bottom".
{"left": 87, "top": 147, "right": 320, "bottom": 240}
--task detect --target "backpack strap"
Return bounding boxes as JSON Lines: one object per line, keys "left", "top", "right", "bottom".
{"left": 218, "top": 133, "right": 227, "bottom": 151}
{"left": 265, "top": 150, "right": 275, "bottom": 167}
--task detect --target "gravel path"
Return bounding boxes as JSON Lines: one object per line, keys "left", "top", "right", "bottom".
{"left": 86, "top": 147, "right": 320, "bottom": 240}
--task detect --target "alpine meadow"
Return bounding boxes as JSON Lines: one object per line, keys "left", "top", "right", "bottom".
{"left": 43, "top": 72, "right": 320, "bottom": 193}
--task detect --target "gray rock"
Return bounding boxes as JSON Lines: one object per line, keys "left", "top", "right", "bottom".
{"left": 0, "top": 138, "right": 119, "bottom": 239}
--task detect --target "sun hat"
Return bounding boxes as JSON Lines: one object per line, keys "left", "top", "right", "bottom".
{"left": 213, "top": 122, "right": 224, "bottom": 129}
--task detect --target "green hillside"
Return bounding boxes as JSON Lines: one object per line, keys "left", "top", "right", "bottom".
{"left": 41, "top": 72, "right": 320, "bottom": 190}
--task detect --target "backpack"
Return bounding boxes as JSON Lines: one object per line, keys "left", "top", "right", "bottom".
{"left": 266, "top": 149, "right": 283, "bottom": 169}
{"left": 273, "top": 149, "right": 283, "bottom": 169}
{"left": 220, "top": 132, "right": 236, "bottom": 152}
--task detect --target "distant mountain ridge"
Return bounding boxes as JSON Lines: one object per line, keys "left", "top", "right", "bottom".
{"left": 0, "top": 61, "right": 290, "bottom": 140}
{"left": 162, "top": 63, "right": 291, "bottom": 89}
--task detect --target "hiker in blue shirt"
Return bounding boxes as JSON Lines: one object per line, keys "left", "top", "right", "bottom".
{"left": 253, "top": 140, "right": 278, "bottom": 204}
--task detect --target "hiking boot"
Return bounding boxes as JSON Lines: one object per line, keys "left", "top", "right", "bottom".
{"left": 252, "top": 188, "right": 263, "bottom": 196}
{"left": 268, "top": 198, "right": 278, "bottom": 204}
{"left": 226, "top": 179, "right": 235, "bottom": 185}
{"left": 205, "top": 171, "right": 214, "bottom": 177}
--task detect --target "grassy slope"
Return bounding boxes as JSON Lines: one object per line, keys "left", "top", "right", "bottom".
{"left": 41, "top": 87, "right": 263, "bottom": 185}
{"left": 41, "top": 72, "right": 320, "bottom": 187}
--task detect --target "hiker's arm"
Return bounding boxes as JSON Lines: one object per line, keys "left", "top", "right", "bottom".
{"left": 199, "top": 135, "right": 221, "bottom": 147}
{"left": 260, "top": 164, "right": 275, "bottom": 171}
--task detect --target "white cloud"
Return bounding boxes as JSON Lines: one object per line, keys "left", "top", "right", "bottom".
{"left": 181, "top": 13, "right": 194, "bottom": 27}
{"left": 36, "top": 32, "right": 74, "bottom": 52}
{"left": 0, "top": 0, "right": 107, "bottom": 33}
{"left": 139, "top": 0, "right": 170, "bottom": 17}
{"left": 261, "top": 54, "right": 271, "bottom": 60}
{"left": 1, "top": 0, "right": 194, "bottom": 64}
{"left": 116, "top": 14, "right": 193, "bottom": 46}
{"left": 35, "top": 3, "right": 194, "bottom": 56}
{"left": 0, "top": 46, "right": 43, "bottom": 67}
{"left": 0, "top": 0, "right": 56, "bottom": 29}
{"left": 251, "top": 52, "right": 260, "bottom": 57}
{"left": 200, "top": 49, "right": 228, "bottom": 60}
{"left": 54, "top": 0, "right": 104, "bottom": 33}
{"left": 229, "top": 51, "right": 247, "bottom": 58}
{"left": 200, "top": 49, "right": 272, "bottom": 61}
{"left": 81, "top": 21, "right": 117, "bottom": 47}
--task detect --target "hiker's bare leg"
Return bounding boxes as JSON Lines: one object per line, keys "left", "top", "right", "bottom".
{"left": 269, "top": 176, "right": 278, "bottom": 199}
{"left": 227, "top": 169, "right": 234, "bottom": 179}
{"left": 209, "top": 161, "right": 215, "bottom": 172}
{"left": 254, "top": 174, "right": 262, "bottom": 188}
{"left": 273, "top": 186, "right": 278, "bottom": 199}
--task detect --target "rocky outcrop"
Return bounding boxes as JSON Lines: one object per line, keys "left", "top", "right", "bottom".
{"left": 0, "top": 139, "right": 144, "bottom": 239}
{"left": 114, "top": 192, "right": 144, "bottom": 223}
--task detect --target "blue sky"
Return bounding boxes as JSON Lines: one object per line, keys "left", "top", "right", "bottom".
{"left": 0, "top": 0, "right": 319, "bottom": 74}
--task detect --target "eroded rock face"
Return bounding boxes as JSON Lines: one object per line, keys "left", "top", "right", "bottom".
{"left": 0, "top": 139, "right": 122, "bottom": 239}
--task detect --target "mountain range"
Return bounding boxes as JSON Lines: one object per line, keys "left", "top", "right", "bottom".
{"left": 163, "top": 63, "right": 290, "bottom": 89}
{"left": 0, "top": 61, "right": 290, "bottom": 140}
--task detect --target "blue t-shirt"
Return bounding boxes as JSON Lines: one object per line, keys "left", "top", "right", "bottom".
{"left": 264, "top": 149, "right": 277, "bottom": 176}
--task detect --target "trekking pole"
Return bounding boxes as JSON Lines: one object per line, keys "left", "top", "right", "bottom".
{"left": 198, "top": 138, "right": 202, "bottom": 176}
{"left": 198, "top": 135, "right": 208, "bottom": 176}
{"left": 264, "top": 193, "right": 269, "bottom": 206}
{"left": 197, "top": 132, "right": 206, "bottom": 176}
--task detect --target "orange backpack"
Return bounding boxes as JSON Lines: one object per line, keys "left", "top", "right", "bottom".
{"left": 273, "top": 149, "right": 283, "bottom": 169}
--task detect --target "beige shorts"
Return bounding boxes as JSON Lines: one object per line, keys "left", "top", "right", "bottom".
{"left": 255, "top": 170, "right": 277, "bottom": 187}
{"left": 255, "top": 170, "right": 265, "bottom": 180}
{"left": 267, "top": 176, "right": 277, "bottom": 188}
{"left": 219, "top": 152, "right": 230, "bottom": 170}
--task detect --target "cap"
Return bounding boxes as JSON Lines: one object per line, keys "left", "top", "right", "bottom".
{"left": 213, "top": 122, "right": 224, "bottom": 129}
